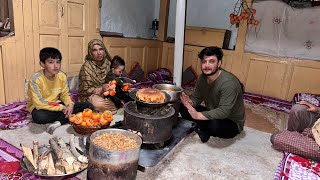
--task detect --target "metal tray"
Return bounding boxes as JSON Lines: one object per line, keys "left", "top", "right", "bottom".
{"left": 20, "top": 145, "right": 87, "bottom": 179}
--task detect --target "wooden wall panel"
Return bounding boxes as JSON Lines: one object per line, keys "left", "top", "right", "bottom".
{"left": 145, "top": 47, "right": 160, "bottom": 73}
{"left": 68, "top": 36, "right": 85, "bottom": 74}
{"left": 262, "top": 62, "right": 287, "bottom": 98}
{"left": 103, "top": 37, "right": 162, "bottom": 76}
{"left": 245, "top": 59, "right": 268, "bottom": 95}
{"left": 1, "top": 42, "right": 25, "bottom": 102}
{"left": 130, "top": 47, "right": 144, "bottom": 69}
{"left": 288, "top": 66, "right": 320, "bottom": 99}
{"left": 107, "top": 46, "right": 127, "bottom": 60}
{"left": 67, "top": 1, "right": 84, "bottom": 31}
{"left": 0, "top": 46, "right": 5, "bottom": 104}
{"left": 39, "top": 35, "right": 60, "bottom": 49}
{"left": 39, "top": 0, "right": 62, "bottom": 30}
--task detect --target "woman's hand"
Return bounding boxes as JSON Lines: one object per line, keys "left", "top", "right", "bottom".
{"left": 94, "top": 87, "right": 103, "bottom": 95}
{"left": 298, "top": 100, "right": 320, "bottom": 113}
{"left": 102, "top": 83, "right": 110, "bottom": 92}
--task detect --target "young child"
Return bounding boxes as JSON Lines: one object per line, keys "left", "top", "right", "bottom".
{"left": 27, "top": 47, "right": 92, "bottom": 134}
{"left": 104, "top": 55, "right": 132, "bottom": 108}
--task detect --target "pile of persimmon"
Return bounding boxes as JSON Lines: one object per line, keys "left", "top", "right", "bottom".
{"left": 103, "top": 80, "right": 130, "bottom": 97}
{"left": 229, "top": 1, "right": 259, "bottom": 27}
{"left": 69, "top": 108, "right": 113, "bottom": 127}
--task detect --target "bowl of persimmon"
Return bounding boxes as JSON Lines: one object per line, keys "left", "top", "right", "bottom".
{"left": 69, "top": 108, "right": 113, "bottom": 135}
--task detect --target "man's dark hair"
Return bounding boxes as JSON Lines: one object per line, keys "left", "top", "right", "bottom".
{"left": 111, "top": 55, "right": 125, "bottom": 69}
{"left": 198, "top": 46, "right": 224, "bottom": 61}
{"left": 39, "top": 47, "right": 62, "bottom": 63}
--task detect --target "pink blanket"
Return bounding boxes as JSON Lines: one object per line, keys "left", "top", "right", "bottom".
{"left": 275, "top": 152, "right": 320, "bottom": 180}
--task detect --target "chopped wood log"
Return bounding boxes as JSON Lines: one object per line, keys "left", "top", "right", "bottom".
{"left": 56, "top": 138, "right": 76, "bottom": 165}
{"left": 21, "top": 144, "right": 37, "bottom": 171}
{"left": 37, "top": 155, "right": 48, "bottom": 175}
{"left": 73, "top": 161, "right": 81, "bottom": 172}
{"left": 55, "top": 160, "right": 65, "bottom": 175}
{"left": 33, "top": 141, "right": 39, "bottom": 165}
{"left": 49, "top": 137, "right": 63, "bottom": 160}
{"left": 69, "top": 134, "right": 88, "bottom": 163}
{"left": 47, "top": 153, "right": 56, "bottom": 175}
{"left": 62, "top": 161, "right": 74, "bottom": 174}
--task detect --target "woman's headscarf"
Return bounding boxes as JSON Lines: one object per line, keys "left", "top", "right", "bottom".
{"left": 78, "top": 39, "right": 112, "bottom": 101}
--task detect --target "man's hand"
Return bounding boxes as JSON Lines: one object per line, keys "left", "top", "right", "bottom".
{"left": 180, "top": 92, "right": 208, "bottom": 120}
{"left": 63, "top": 103, "right": 74, "bottom": 118}
{"left": 298, "top": 100, "right": 320, "bottom": 113}
{"left": 180, "top": 92, "right": 193, "bottom": 106}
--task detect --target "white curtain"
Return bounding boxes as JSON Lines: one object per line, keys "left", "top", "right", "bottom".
{"left": 245, "top": 0, "right": 320, "bottom": 60}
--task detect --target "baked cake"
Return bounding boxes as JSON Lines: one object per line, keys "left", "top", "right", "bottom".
{"left": 136, "top": 88, "right": 166, "bottom": 103}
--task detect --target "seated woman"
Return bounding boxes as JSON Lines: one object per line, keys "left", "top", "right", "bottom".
{"left": 78, "top": 39, "right": 117, "bottom": 113}
{"left": 271, "top": 100, "right": 320, "bottom": 161}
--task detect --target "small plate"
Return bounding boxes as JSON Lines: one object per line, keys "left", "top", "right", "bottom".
{"left": 20, "top": 145, "right": 87, "bottom": 179}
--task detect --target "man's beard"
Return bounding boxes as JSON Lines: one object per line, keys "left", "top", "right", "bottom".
{"left": 202, "top": 67, "right": 219, "bottom": 77}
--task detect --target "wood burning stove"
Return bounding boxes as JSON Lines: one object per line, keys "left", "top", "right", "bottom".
{"left": 123, "top": 101, "right": 175, "bottom": 144}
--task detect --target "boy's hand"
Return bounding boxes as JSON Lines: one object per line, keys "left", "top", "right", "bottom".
{"left": 63, "top": 103, "right": 74, "bottom": 118}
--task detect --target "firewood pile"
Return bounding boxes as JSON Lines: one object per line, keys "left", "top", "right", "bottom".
{"left": 20, "top": 134, "right": 88, "bottom": 176}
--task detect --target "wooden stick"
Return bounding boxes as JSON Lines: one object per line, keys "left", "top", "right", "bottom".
{"left": 49, "top": 137, "right": 63, "bottom": 160}
{"left": 37, "top": 155, "right": 48, "bottom": 175}
{"left": 47, "top": 153, "right": 56, "bottom": 175}
{"left": 56, "top": 138, "right": 76, "bottom": 165}
{"left": 33, "top": 141, "right": 39, "bottom": 165}
{"left": 69, "top": 134, "right": 88, "bottom": 163}
{"left": 21, "top": 144, "right": 37, "bottom": 170}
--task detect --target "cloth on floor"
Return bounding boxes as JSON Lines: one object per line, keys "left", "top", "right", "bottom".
{"left": 0, "top": 101, "right": 31, "bottom": 130}
{"left": 0, "top": 138, "right": 80, "bottom": 180}
{"left": 274, "top": 152, "right": 320, "bottom": 180}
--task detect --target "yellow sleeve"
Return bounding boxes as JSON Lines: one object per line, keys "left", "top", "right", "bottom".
{"left": 59, "top": 73, "right": 74, "bottom": 106}
{"left": 29, "top": 78, "right": 64, "bottom": 111}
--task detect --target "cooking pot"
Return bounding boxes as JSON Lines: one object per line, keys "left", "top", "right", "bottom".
{"left": 152, "top": 84, "right": 183, "bottom": 102}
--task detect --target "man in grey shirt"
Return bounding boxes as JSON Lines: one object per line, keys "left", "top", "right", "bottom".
{"left": 180, "top": 46, "right": 245, "bottom": 143}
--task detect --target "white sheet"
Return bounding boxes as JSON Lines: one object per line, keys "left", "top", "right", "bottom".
{"left": 245, "top": 0, "right": 320, "bottom": 60}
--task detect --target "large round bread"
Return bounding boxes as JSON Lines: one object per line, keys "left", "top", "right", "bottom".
{"left": 136, "top": 88, "right": 166, "bottom": 103}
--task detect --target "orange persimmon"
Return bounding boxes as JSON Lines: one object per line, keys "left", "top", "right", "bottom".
{"left": 103, "top": 110, "right": 113, "bottom": 119}
{"left": 109, "top": 84, "right": 116, "bottom": 90}
{"left": 69, "top": 114, "right": 77, "bottom": 123}
{"left": 122, "top": 84, "right": 129, "bottom": 92}
{"left": 106, "top": 117, "right": 113, "bottom": 123}
{"left": 81, "top": 121, "right": 87, "bottom": 126}
{"left": 86, "top": 119, "right": 95, "bottom": 126}
{"left": 100, "top": 118, "right": 108, "bottom": 126}
{"left": 83, "top": 108, "right": 93, "bottom": 117}
{"left": 103, "top": 90, "right": 110, "bottom": 96}
{"left": 109, "top": 90, "right": 116, "bottom": 96}
{"left": 91, "top": 112, "right": 101, "bottom": 122}
{"left": 73, "top": 116, "right": 83, "bottom": 125}
{"left": 111, "top": 80, "right": 117, "bottom": 85}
